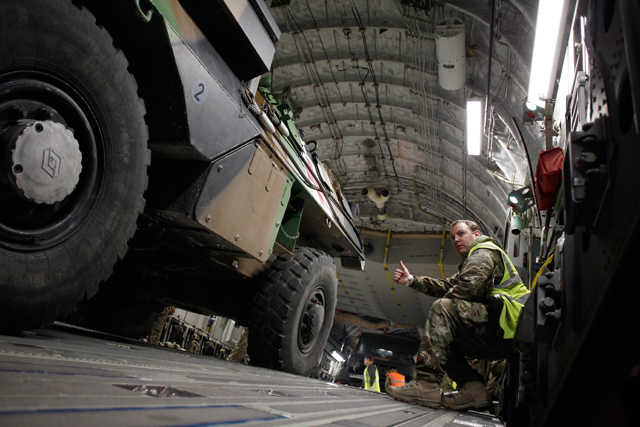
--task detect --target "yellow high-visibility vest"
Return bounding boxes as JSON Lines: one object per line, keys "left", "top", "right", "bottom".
{"left": 363, "top": 364, "right": 380, "bottom": 392}
{"left": 468, "top": 241, "right": 530, "bottom": 339}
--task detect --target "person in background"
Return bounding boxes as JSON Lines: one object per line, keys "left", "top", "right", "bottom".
{"left": 227, "top": 327, "right": 249, "bottom": 363}
{"left": 363, "top": 354, "right": 380, "bottom": 392}
{"left": 385, "top": 369, "right": 406, "bottom": 390}
{"left": 148, "top": 306, "right": 174, "bottom": 345}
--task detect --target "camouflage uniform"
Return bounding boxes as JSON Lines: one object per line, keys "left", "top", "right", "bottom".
{"left": 148, "top": 306, "right": 172, "bottom": 345}
{"left": 486, "top": 359, "right": 507, "bottom": 400}
{"left": 410, "top": 236, "right": 513, "bottom": 386}
{"left": 440, "top": 372, "right": 456, "bottom": 392}
{"left": 187, "top": 338, "right": 200, "bottom": 354}
{"left": 227, "top": 327, "right": 249, "bottom": 363}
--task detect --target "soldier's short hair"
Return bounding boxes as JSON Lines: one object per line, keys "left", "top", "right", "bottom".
{"left": 450, "top": 219, "right": 479, "bottom": 232}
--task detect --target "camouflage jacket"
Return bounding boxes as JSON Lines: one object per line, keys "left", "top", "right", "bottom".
{"left": 409, "top": 235, "right": 504, "bottom": 302}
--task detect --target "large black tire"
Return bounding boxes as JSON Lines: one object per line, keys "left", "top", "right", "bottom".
{"left": 248, "top": 247, "right": 338, "bottom": 376}
{"left": 0, "top": 0, "right": 149, "bottom": 331}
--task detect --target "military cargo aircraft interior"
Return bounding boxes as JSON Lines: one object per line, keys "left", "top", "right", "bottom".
{"left": 0, "top": 0, "right": 638, "bottom": 426}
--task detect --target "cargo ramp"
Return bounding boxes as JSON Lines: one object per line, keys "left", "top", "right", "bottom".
{"left": 0, "top": 325, "right": 503, "bottom": 427}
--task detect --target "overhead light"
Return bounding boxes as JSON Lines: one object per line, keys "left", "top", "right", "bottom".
{"left": 523, "top": 99, "right": 546, "bottom": 125}
{"left": 466, "top": 98, "right": 483, "bottom": 155}
{"left": 508, "top": 187, "right": 535, "bottom": 213}
{"left": 331, "top": 350, "right": 345, "bottom": 363}
{"left": 525, "top": 101, "right": 539, "bottom": 111}
{"left": 527, "top": 0, "right": 567, "bottom": 107}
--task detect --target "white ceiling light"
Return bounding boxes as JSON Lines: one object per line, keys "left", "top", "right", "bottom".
{"left": 527, "top": 0, "right": 567, "bottom": 107}
{"left": 466, "top": 99, "right": 483, "bottom": 156}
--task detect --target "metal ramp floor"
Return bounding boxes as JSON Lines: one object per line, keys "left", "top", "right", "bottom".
{"left": 0, "top": 325, "right": 503, "bottom": 427}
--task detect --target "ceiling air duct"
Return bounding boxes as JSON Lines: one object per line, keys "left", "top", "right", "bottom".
{"left": 362, "top": 187, "right": 390, "bottom": 221}
{"left": 435, "top": 18, "right": 466, "bottom": 91}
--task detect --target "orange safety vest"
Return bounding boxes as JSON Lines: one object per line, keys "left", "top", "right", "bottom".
{"left": 387, "top": 372, "right": 405, "bottom": 387}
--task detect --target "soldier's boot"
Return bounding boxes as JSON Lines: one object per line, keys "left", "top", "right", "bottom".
{"left": 441, "top": 381, "right": 492, "bottom": 411}
{"left": 386, "top": 379, "right": 441, "bottom": 409}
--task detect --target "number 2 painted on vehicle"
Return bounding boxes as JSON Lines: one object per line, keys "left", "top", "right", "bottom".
{"left": 192, "top": 79, "right": 207, "bottom": 104}
{"left": 194, "top": 83, "right": 205, "bottom": 101}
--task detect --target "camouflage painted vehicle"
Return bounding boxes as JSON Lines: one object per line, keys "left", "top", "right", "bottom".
{"left": 0, "top": 0, "right": 364, "bottom": 376}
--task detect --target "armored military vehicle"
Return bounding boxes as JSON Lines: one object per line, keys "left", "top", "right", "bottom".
{"left": 0, "top": 0, "right": 364, "bottom": 376}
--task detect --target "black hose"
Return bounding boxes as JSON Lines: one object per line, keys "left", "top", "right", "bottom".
{"left": 485, "top": 0, "right": 496, "bottom": 135}
{"left": 512, "top": 117, "right": 543, "bottom": 228}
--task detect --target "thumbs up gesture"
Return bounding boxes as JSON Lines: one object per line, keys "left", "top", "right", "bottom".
{"left": 393, "top": 261, "right": 411, "bottom": 285}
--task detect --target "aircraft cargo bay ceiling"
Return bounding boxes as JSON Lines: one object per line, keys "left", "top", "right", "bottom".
{"left": 266, "top": 0, "right": 543, "bottom": 241}
{"left": 263, "top": 0, "right": 553, "bottom": 326}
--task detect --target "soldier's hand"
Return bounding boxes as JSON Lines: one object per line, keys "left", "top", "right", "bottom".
{"left": 393, "top": 261, "right": 411, "bottom": 285}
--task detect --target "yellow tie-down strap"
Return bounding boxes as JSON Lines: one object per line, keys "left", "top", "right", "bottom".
{"left": 383, "top": 229, "right": 409, "bottom": 324}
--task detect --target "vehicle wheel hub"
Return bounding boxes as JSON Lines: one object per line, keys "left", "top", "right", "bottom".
{"left": 299, "top": 291, "right": 325, "bottom": 353}
{"left": 2, "top": 121, "right": 82, "bottom": 204}
{"left": 309, "top": 302, "right": 324, "bottom": 338}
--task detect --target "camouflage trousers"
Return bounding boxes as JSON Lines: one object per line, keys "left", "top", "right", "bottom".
{"left": 227, "top": 328, "right": 249, "bottom": 363}
{"left": 415, "top": 298, "right": 512, "bottom": 386}
{"left": 148, "top": 307, "right": 171, "bottom": 345}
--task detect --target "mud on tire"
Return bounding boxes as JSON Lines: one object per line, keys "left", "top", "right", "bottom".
{"left": 249, "top": 247, "right": 338, "bottom": 376}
